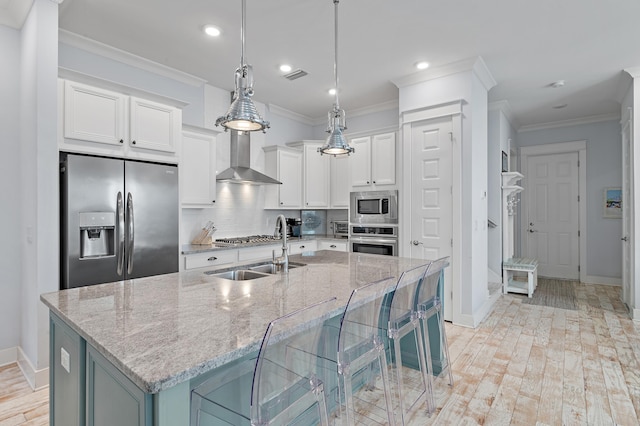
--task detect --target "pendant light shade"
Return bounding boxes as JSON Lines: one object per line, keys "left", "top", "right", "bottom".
{"left": 216, "top": 0, "right": 269, "bottom": 133}
{"left": 319, "top": 0, "right": 354, "bottom": 156}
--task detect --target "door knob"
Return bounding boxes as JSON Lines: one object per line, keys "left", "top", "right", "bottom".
{"left": 411, "top": 240, "right": 423, "bottom": 246}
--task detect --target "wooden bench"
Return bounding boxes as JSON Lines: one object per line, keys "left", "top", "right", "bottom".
{"left": 502, "top": 258, "right": 538, "bottom": 298}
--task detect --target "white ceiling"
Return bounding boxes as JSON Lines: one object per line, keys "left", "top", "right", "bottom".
{"left": 9, "top": 0, "right": 640, "bottom": 128}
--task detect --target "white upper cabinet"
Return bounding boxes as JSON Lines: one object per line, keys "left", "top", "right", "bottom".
{"left": 63, "top": 81, "right": 126, "bottom": 147}
{"left": 129, "top": 97, "right": 180, "bottom": 153}
{"left": 330, "top": 154, "right": 350, "bottom": 208}
{"left": 181, "top": 127, "right": 219, "bottom": 207}
{"left": 264, "top": 145, "right": 303, "bottom": 209}
{"left": 350, "top": 132, "right": 396, "bottom": 189}
{"left": 301, "top": 142, "right": 330, "bottom": 208}
{"left": 60, "top": 80, "right": 182, "bottom": 162}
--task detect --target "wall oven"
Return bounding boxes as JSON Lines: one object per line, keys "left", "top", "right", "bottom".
{"left": 350, "top": 190, "right": 398, "bottom": 224}
{"left": 350, "top": 225, "right": 398, "bottom": 256}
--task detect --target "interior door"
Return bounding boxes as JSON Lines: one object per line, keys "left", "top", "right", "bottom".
{"left": 409, "top": 116, "right": 453, "bottom": 321}
{"left": 524, "top": 152, "right": 580, "bottom": 279}
{"left": 622, "top": 115, "right": 634, "bottom": 309}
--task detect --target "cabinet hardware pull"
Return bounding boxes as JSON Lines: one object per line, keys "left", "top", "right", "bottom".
{"left": 330, "top": 245, "right": 336, "bottom": 248}
{"left": 132, "top": 140, "right": 136, "bottom": 145}
{"left": 300, "top": 246, "right": 305, "bottom": 249}
{"left": 119, "top": 139, "right": 124, "bottom": 144}
{"left": 367, "top": 181, "right": 370, "bottom": 184}
{"left": 207, "top": 256, "right": 218, "bottom": 261}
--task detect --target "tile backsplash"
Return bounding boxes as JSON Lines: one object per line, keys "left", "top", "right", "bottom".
{"left": 181, "top": 183, "right": 348, "bottom": 244}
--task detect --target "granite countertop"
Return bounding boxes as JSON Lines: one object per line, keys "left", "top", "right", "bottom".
{"left": 40, "top": 251, "right": 429, "bottom": 394}
{"left": 181, "top": 234, "right": 348, "bottom": 255}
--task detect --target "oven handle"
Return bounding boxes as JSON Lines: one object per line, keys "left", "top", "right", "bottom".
{"left": 350, "top": 237, "right": 398, "bottom": 245}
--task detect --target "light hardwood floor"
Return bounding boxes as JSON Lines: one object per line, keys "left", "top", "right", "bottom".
{"left": 1, "top": 282, "right": 638, "bottom": 425}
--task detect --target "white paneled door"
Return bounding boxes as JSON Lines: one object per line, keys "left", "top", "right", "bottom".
{"left": 524, "top": 152, "right": 580, "bottom": 279}
{"left": 409, "top": 116, "right": 453, "bottom": 320}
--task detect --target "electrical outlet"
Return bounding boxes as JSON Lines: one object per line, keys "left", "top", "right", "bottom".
{"left": 61, "top": 347, "right": 70, "bottom": 373}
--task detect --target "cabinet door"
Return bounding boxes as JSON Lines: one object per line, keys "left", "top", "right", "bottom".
{"left": 86, "top": 345, "right": 151, "bottom": 426}
{"left": 64, "top": 80, "right": 126, "bottom": 146}
{"left": 181, "top": 131, "right": 216, "bottom": 206}
{"left": 130, "top": 97, "right": 180, "bottom": 153}
{"left": 278, "top": 149, "right": 303, "bottom": 208}
{"left": 303, "top": 143, "right": 330, "bottom": 207}
{"left": 371, "top": 133, "right": 396, "bottom": 185}
{"left": 350, "top": 137, "right": 372, "bottom": 187}
{"left": 330, "top": 155, "right": 350, "bottom": 208}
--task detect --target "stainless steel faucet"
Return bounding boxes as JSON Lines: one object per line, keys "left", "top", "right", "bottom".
{"left": 273, "top": 214, "right": 289, "bottom": 272}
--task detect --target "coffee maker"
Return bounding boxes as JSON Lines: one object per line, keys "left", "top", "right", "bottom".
{"left": 285, "top": 218, "right": 301, "bottom": 237}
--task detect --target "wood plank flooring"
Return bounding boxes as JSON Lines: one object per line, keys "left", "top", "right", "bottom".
{"left": 1, "top": 281, "right": 638, "bottom": 425}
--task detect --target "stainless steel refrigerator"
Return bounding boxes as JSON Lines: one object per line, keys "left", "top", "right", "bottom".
{"left": 60, "top": 153, "right": 179, "bottom": 289}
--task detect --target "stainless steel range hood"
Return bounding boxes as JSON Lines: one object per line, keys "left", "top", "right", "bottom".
{"left": 216, "top": 130, "right": 281, "bottom": 185}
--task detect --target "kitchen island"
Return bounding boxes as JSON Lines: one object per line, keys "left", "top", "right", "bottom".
{"left": 41, "top": 251, "right": 435, "bottom": 426}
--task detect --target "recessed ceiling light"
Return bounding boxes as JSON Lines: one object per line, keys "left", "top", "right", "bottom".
{"left": 203, "top": 25, "right": 221, "bottom": 37}
{"left": 328, "top": 88, "right": 337, "bottom": 96}
{"left": 279, "top": 64, "right": 292, "bottom": 73}
{"left": 416, "top": 61, "right": 429, "bottom": 70}
{"left": 552, "top": 103, "right": 568, "bottom": 109}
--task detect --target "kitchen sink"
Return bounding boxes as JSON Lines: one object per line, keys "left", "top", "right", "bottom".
{"left": 208, "top": 269, "right": 270, "bottom": 280}
{"left": 204, "top": 261, "right": 307, "bottom": 281}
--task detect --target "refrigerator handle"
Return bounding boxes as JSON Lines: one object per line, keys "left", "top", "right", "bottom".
{"left": 116, "top": 192, "right": 125, "bottom": 276}
{"left": 126, "top": 192, "right": 135, "bottom": 274}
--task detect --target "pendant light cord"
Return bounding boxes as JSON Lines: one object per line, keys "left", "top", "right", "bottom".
{"left": 334, "top": 0, "right": 340, "bottom": 110}
{"left": 241, "top": 0, "right": 246, "bottom": 68}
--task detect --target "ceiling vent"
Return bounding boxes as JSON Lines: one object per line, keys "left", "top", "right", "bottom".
{"left": 283, "top": 69, "right": 308, "bottom": 81}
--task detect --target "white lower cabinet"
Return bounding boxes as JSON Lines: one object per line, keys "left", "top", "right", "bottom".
{"left": 238, "top": 245, "right": 280, "bottom": 262}
{"left": 289, "top": 240, "right": 318, "bottom": 255}
{"left": 183, "top": 250, "right": 238, "bottom": 270}
{"left": 318, "top": 240, "right": 348, "bottom": 252}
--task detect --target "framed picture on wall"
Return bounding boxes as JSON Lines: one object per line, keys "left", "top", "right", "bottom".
{"left": 603, "top": 187, "right": 622, "bottom": 219}
{"left": 501, "top": 151, "right": 508, "bottom": 172}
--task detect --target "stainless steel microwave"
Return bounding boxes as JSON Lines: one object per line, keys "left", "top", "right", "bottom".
{"left": 349, "top": 190, "right": 398, "bottom": 224}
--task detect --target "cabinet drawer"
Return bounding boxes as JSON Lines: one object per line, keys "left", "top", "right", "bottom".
{"left": 238, "top": 245, "right": 279, "bottom": 262}
{"left": 184, "top": 250, "right": 238, "bottom": 270}
{"left": 318, "top": 240, "right": 348, "bottom": 252}
{"left": 289, "top": 240, "right": 318, "bottom": 255}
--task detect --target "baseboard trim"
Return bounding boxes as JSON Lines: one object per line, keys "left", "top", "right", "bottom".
{"left": 17, "top": 347, "right": 49, "bottom": 390}
{"left": 582, "top": 275, "right": 622, "bottom": 286}
{"left": 0, "top": 346, "right": 18, "bottom": 367}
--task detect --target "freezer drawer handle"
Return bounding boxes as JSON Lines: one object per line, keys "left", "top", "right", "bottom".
{"left": 126, "top": 192, "right": 135, "bottom": 274}
{"left": 116, "top": 192, "right": 125, "bottom": 276}
{"left": 207, "top": 256, "right": 218, "bottom": 262}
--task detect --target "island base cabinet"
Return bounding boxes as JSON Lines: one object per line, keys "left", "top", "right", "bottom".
{"left": 51, "top": 314, "right": 85, "bottom": 426}
{"left": 86, "top": 345, "right": 152, "bottom": 426}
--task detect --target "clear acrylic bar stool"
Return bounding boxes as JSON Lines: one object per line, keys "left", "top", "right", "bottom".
{"left": 191, "top": 297, "right": 337, "bottom": 426}
{"left": 387, "top": 263, "right": 433, "bottom": 423}
{"left": 416, "top": 257, "right": 454, "bottom": 398}
{"left": 336, "top": 277, "right": 397, "bottom": 426}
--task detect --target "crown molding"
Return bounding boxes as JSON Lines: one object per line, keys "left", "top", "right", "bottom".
{"left": 517, "top": 112, "right": 620, "bottom": 133}
{"left": 59, "top": 29, "right": 207, "bottom": 87}
{"left": 391, "top": 56, "right": 496, "bottom": 91}
{"left": 624, "top": 66, "right": 640, "bottom": 79}
{"left": 489, "top": 100, "right": 519, "bottom": 129}
{"left": 348, "top": 99, "right": 399, "bottom": 118}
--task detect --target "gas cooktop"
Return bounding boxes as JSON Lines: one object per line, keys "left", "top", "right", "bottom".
{"left": 215, "top": 235, "right": 283, "bottom": 245}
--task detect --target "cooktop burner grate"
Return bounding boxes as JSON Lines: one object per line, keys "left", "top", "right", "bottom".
{"left": 215, "top": 235, "right": 282, "bottom": 244}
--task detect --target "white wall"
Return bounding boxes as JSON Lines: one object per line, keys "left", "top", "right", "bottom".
{"left": 20, "top": 0, "right": 59, "bottom": 385}
{"left": 517, "top": 119, "right": 622, "bottom": 279}
{"left": 0, "top": 24, "right": 22, "bottom": 354}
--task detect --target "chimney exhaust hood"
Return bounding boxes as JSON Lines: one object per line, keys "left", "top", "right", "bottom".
{"left": 216, "top": 130, "right": 281, "bottom": 185}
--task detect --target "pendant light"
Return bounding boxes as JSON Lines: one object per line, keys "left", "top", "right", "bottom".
{"left": 216, "top": 0, "right": 269, "bottom": 132}
{"left": 318, "top": 0, "right": 354, "bottom": 156}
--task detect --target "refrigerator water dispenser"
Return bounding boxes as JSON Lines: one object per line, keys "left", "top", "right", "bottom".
{"left": 79, "top": 212, "right": 115, "bottom": 259}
